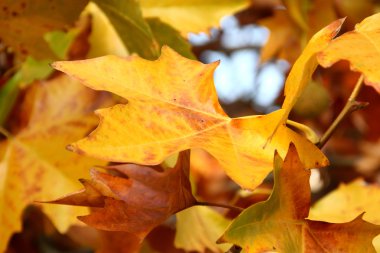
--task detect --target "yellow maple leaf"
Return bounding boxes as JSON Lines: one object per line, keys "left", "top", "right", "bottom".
{"left": 52, "top": 46, "right": 328, "bottom": 190}
{"left": 139, "top": 0, "right": 249, "bottom": 34}
{"left": 309, "top": 179, "right": 380, "bottom": 251}
{"left": 0, "top": 75, "right": 110, "bottom": 252}
{"left": 175, "top": 206, "right": 232, "bottom": 252}
{"left": 271, "top": 18, "right": 344, "bottom": 136}
{"left": 318, "top": 12, "right": 380, "bottom": 93}
{"left": 258, "top": 0, "right": 338, "bottom": 64}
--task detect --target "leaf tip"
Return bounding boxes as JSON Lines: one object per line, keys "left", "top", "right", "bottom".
{"left": 339, "top": 16, "right": 347, "bottom": 24}
{"left": 284, "top": 142, "right": 301, "bottom": 165}
{"left": 77, "top": 215, "right": 89, "bottom": 224}
{"left": 273, "top": 149, "right": 281, "bottom": 159}
{"left": 160, "top": 45, "right": 178, "bottom": 59}
{"left": 50, "top": 61, "right": 63, "bottom": 71}
{"left": 288, "top": 142, "right": 298, "bottom": 154}
{"left": 66, "top": 144, "right": 77, "bottom": 152}
{"left": 216, "top": 235, "right": 227, "bottom": 244}
{"left": 66, "top": 143, "right": 88, "bottom": 156}
{"left": 33, "top": 199, "right": 47, "bottom": 204}
{"left": 356, "top": 212, "right": 366, "bottom": 220}
{"left": 329, "top": 17, "right": 346, "bottom": 37}
{"left": 161, "top": 44, "right": 171, "bottom": 52}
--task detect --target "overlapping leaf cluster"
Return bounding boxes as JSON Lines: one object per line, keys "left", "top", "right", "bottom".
{"left": 0, "top": 0, "right": 249, "bottom": 251}
{"left": 1, "top": 0, "right": 380, "bottom": 252}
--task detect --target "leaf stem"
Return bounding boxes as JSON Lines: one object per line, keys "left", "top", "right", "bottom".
{"left": 286, "top": 120, "right": 319, "bottom": 144}
{"left": 317, "top": 75, "right": 368, "bottom": 148}
{"left": 0, "top": 126, "right": 11, "bottom": 139}
{"left": 195, "top": 201, "right": 244, "bottom": 212}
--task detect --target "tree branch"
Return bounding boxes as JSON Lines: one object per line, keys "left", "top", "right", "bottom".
{"left": 0, "top": 126, "right": 11, "bottom": 139}
{"left": 317, "top": 75, "right": 368, "bottom": 148}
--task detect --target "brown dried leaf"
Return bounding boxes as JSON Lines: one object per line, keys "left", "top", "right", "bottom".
{"left": 49, "top": 150, "right": 196, "bottom": 240}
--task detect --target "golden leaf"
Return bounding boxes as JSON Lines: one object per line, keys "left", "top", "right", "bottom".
{"left": 52, "top": 46, "right": 328, "bottom": 190}
{"left": 0, "top": 75, "right": 110, "bottom": 252}
{"left": 318, "top": 13, "right": 380, "bottom": 93}
{"left": 140, "top": 0, "right": 249, "bottom": 34}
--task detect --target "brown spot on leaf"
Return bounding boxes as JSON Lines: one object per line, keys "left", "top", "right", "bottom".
{"left": 143, "top": 151, "right": 156, "bottom": 163}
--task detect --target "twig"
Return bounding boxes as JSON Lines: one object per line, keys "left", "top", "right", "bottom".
{"left": 195, "top": 201, "right": 244, "bottom": 212}
{"left": 0, "top": 126, "right": 11, "bottom": 139}
{"left": 317, "top": 75, "right": 368, "bottom": 148}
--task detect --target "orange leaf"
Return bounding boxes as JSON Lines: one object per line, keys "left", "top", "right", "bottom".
{"left": 219, "top": 144, "right": 380, "bottom": 252}
{"left": 49, "top": 151, "right": 196, "bottom": 239}
{"left": 52, "top": 46, "right": 328, "bottom": 190}
{"left": 318, "top": 13, "right": 380, "bottom": 93}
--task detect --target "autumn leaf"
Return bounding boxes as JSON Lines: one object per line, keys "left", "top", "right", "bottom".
{"left": 0, "top": 75, "right": 110, "bottom": 252}
{"left": 147, "top": 18, "right": 196, "bottom": 60}
{"left": 83, "top": 2, "right": 129, "bottom": 58}
{"left": 309, "top": 179, "right": 380, "bottom": 251}
{"left": 318, "top": 12, "right": 380, "bottom": 93}
{"left": 91, "top": 0, "right": 160, "bottom": 60}
{"left": 310, "top": 179, "right": 380, "bottom": 224}
{"left": 219, "top": 144, "right": 380, "bottom": 253}
{"left": 48, "top": 150, "right": 196, "bottom": 241}
{"left": 139, "top": 0, "right": 249, "bottom": 34}
{"left": 258, "top": 9, "right": 302, "bottom": 64}
{"left": 0, "top": 14, "right": 90, "bottom": 127}
{"left": 278, "top": 18, "right": 344, "bottom": 127}
{"left": 0, "top": 0, "right": 88, "bottom": 59}
{"left": 175, "top": 206, "right": 231, "bottom": 252}
{"left": 0, "top": 57, "right": 52, "bottom": 125}
{"left": 52, "top": 46, "right": 328, "bottom": 190}
{"left": 257, "top": 0, "right": 337, "bottom": 63}
{"left": 88, "top": 0, "right": 196, "bottom": 60}
{"left": 333, "top": 0, "right": 375, "bottom": 28}
{"left": 97, "top": 231, "right": 141, "bottom": 253}
{"left": 282, "top": 0, "right": 308, "bottom": 31}
{"left": 292, "top": 79, "right": 331, "bottom": 118}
